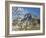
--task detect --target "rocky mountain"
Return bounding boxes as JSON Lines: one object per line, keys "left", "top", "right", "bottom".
{"left": 21, "top": 13, "right": 40, "bottom": 21}
{"left": 21, "top": 13, "right": 32, "bottom": 21}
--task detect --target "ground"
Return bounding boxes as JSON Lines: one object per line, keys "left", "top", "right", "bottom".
{"left": 12, "top": 20, "right": 40, "bottom": 31}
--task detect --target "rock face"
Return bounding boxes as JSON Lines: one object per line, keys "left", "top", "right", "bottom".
{"left": 21, "top": 13, "right": 32, "bottom": 22}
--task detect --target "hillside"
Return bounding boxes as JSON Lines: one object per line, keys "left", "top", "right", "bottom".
{"left": 12, "top": 13, "right": 40, "bottom": 31}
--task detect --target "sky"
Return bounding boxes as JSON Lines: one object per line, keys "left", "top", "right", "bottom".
{"left": 24, "top": 7, "right": 40, "bottom": 16}
{"left": 12, "top": 7, "right": 40, "bottom": 20}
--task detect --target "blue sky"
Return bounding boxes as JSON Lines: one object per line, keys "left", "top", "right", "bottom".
{"left": 21, "top": 7, "right": 40, "bottom": 16}
{"left": 12, "top": 7, "right": 40, "bottom": 20}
